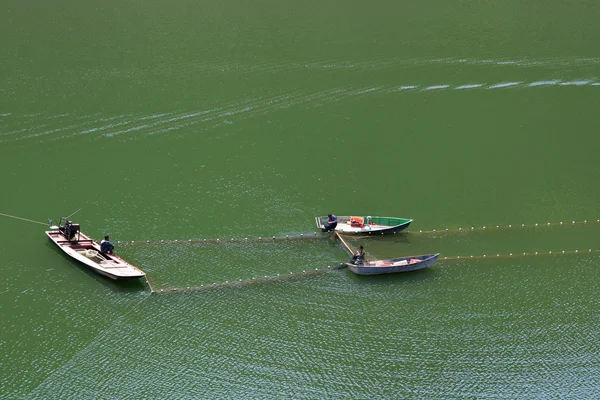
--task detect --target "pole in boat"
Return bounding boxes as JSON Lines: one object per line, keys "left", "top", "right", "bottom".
{"left": 64, "top": 208, "right": 82, "bottom": 220}
{"left": 49, "top": 208, "right": 82, "bottom": 229}
{"left": 335, "top": 231, "right": 354, "bottom": 256}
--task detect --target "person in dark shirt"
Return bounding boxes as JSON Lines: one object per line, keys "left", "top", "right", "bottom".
{"left": 100, "top": 235, "right": 115, "bottom": 254}
{"left": 322, "top": 213, "right": 338, "bottom": 232}
{"left": 351, "top": 246, "right": 365, "bottom": 264}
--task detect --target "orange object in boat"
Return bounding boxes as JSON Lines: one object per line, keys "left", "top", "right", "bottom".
{"left": 350, "top": 216, "right": 364, "bottom": 227}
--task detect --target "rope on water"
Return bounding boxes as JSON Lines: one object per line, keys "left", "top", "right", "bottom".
{"left": 0, "top": 212, "right": 48, "bottom": 226}
{"left": 145, "top": 276, "right": 155, "bottom": 292}
{"left": 148, "top": 248, "right": 599, "bottom": 295}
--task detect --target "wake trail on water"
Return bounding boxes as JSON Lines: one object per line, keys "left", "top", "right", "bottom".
{"left": 2, "top": 57, "right": 598, "bottom": 143}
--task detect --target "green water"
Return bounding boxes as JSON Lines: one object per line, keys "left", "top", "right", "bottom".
{"left": 2, "top": 0, "right": 600, "bottom": 398}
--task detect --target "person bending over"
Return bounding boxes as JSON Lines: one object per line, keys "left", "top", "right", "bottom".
{"left": 100, "top": 235, "right": 115, "bottom": 254}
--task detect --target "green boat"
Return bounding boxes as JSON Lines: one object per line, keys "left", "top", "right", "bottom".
{"left": 315, "top": 215, "right": 413, "bottom": 235}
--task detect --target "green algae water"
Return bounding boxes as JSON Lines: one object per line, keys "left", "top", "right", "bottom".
{"left": 2, "top": 0, "right": 600, "bottom": 398}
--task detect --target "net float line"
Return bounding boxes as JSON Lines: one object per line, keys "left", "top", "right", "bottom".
{"left": 441, "top": 248, "right": 599, "bottom": 261}
{"left": 149, "top": 263, "right": 346, "bottom": 295}
{"left": 118, "top": 233, "right": 327, "bottom": 246}
{"left": 146, "top": 248, "right": 599, "bottom": 295}
{"left": 352, "top": 219, "right": 600, "bottom": 238}
{"left": 119, "top": 219, "right": 600, "bottom": 245}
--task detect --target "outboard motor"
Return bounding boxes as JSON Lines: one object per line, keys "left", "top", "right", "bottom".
{"left": 64, "top": 220, "right": 80, "bottom": 241}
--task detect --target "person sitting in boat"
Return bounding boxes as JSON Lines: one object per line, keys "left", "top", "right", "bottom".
{"left": 351, "top": 246, "right": 365, "bottom": 264}
{"left": 100, "top": 235, "right": 115, "bottom": 255}
{"left": 322, "top": 213, "right": 338, "bottom": 232}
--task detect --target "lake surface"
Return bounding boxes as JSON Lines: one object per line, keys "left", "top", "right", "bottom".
{"left": 1, "top": 0, "right": 599, "bottom": 398}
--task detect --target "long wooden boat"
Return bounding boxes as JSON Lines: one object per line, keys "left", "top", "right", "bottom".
{"left": 315, "top": 215, "right": 413, "bottom": 235}
{"left": 345, "top": 253, "right": 439, "bottom": 275}
{"left": 46, "top": 217, "right": 146, "bottom": 280}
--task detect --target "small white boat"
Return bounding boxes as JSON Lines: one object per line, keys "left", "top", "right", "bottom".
{"left": 46, "top": 216, "right": 145, "bottom": 280}
{"left": 345, "top": 253, "right": 440, "bottom": 275}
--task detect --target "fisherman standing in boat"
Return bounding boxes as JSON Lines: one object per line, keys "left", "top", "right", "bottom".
{"left": 100, "top": 235, "right": 115, "bottom": 255}
{"left": 322, "top": 213, "right": 338, "bottom": 232}
{"left": 351, "top": 245, "right": 365, "bottom": 265}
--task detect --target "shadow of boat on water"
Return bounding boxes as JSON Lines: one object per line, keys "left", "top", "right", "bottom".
{"left": 45, "top": 241, "right": 149, "bottom": 293}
